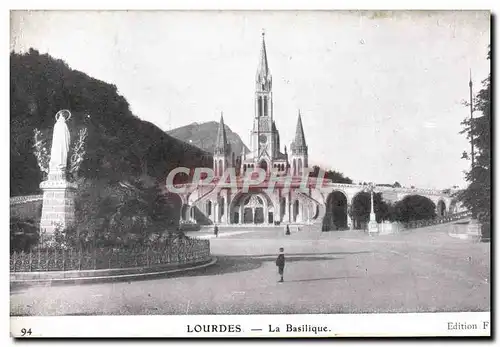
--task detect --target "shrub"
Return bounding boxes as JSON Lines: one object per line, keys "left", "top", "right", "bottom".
{"left": 394, "top": 195, "right": 436, "bottom": 223}
{"left": 10, "top": 216, "right": 39, "bottom": 252}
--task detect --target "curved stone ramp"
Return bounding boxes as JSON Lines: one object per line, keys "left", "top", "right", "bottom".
{"left": 392, "top": 218, "right": 481, "bottom": 244}
{"left": 447, "top": 219, "right": 482, "bottom": 242}
{"left": 10, "top": 257, "right": 217, "bottom": 287}
{"left": 332, "top": 219, "right": 478, "bottom": 247}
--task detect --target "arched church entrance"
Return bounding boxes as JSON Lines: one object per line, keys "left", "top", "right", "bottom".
{"left": 322, "top": 191, "right": 348, "bottom": 231}
{"left": 231, "top": 192, "right": 274, "bottom": 225}
{"left": 259, "top": 160, "right": 268, "bottom": 173}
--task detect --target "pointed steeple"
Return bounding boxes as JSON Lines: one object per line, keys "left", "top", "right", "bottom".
{"left": 256, "top": 30, "right": 272, "bottom": 91}
{"left": 293, "top": 111, "right": 307, "bottom": 149}
{"left": 214, "top": 112, "right": 228, "bottom": 155}
{"left": 290, "top": 111, "right": 308, "bottom": 175}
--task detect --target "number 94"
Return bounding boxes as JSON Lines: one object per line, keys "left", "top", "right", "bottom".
{"left": 20, "top": 328, "right": 32, "bottom": 337}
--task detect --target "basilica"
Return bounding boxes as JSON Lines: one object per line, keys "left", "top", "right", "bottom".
{"left": 177, "top": 32, "right": 457, "bottom": 230}
{"left": 182, "top": 32, "right": 323, "bottom": 226}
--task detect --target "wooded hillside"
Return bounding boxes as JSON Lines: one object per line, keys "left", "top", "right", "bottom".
{"left": 10, "top": 49, "right": 212, "bottom": 196}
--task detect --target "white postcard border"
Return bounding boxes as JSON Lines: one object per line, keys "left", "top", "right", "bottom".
{"left": 11, "top": 312, "right": 491, "bottom": 338}
{"left": 5, "top": 0, "right": 496, "bottom": 344}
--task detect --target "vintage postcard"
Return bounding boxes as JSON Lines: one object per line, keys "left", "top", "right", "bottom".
{"left": 9, "top": 9, "right": 491, "bottom": 338}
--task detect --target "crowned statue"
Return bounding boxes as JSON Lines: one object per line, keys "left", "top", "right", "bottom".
{"left": 48, "top": 109, "right": 71, "bottom": 179}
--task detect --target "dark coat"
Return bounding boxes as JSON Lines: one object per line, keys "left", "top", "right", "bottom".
{"left": 276, "top": 254, "right": 285, "bottom": 268}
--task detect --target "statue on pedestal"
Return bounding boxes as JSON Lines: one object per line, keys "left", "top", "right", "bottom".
{"left": 39, "top": 110, "right": 77, "bottom": 237}
{"left": 48, "top": 110, "right": 71, "bottom": 179}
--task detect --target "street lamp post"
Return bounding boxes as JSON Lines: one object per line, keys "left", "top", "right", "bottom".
{"left": 469, "top": 69, "right": 475, "bottom": 168}
{"left": 467, "top": 70, "right": 481, "bottom": 240}
{"left": 367, "top": 182, "right": 379, "bottom": 234}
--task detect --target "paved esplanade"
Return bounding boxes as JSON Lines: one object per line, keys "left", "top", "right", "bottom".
{"left": 11, "top": 224, "right": 490, "bottom": 315}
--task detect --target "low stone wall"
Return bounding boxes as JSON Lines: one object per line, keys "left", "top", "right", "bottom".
{"left": 10, "top": 195, "right": 43, "bottom": 206}
{"left": 10, "top": 257, "right": 216, "bottom": 283}
{"left": 378, "top": 222, "right": 403, "bottom": 235}
{"left": 10, "top": 199, "right": 43, "bottom": 221}
{"left": 179, "top": 222, "right": 201, "bottom": 232}
{"left": 448, "top": 221, "right": 482, "bottom": 242}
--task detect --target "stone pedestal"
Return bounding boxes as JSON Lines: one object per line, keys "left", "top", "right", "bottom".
{"left": 368, "top": 213, "right": 379, "bottom": 234}
{"left": 39, "top": 178, "right": 77, "bottom": 237}
{"left": 348, "top": 217, "right": 354, "bottom": 230}
{"left": 467, "top": 218, "right": 482, "bottom": 241}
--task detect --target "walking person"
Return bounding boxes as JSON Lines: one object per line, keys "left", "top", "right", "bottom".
{"left": 276, "top": 247, "right": 286, "bottom": 283}
{"left": 285, "top": 224, "right": 291, "bottom": 236}
{"left": 214, "top": 224, "right": 219, "bottom": 238}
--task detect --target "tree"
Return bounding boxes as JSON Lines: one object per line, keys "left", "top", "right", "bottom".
{"left": 392, "top": 181, "right": 401, "bottom": 188}
{"left": 309, "top": 165, "right": 353, "bottom": 184}
{"left": 394, "top": 195, "right": 436, "bottom": 223}
{"left": 58, "top": 176, "right": 183, "bottom": 249}
{"left": 351, "top": 192, "right": 392, "bottom": 225}
{"left": 457, "top": 46, "right": 491, "bottom": 238}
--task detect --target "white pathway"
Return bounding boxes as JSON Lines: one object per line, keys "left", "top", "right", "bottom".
{"left": 187, "top": 230, "right": 258, "bottom": 239}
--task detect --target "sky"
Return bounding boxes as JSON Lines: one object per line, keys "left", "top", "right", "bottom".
{"left": 10, "top": 10, "right": 490, "bottom": 189}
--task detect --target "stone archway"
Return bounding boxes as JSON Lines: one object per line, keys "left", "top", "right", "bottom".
{"left": 322, "top": 191, "right": 348, "bottom": 231}
{"left": 351, "top": 191, "right": 373, "bottom": 229}
{"left": 449, "top": 199, "right": 458, "bottom": 214}
{"left": 293, "top": 200, "right": 300, "bottom": 222}
{"left": 206, "top": 200, "right": 212, "bottom": 216}
{"left": 437, "top": 200, "right": 446, "bottom": 217}
{"left": 180, "top": 204, "right": 189, "bottom": 221}
{"left": 280, "top": 197, "right": 286, "bottom": 222}
{"left": 259, "top": 160, "right": 268, "bottom": 173}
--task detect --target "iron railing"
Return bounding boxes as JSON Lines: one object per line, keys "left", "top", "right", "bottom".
{"left": 10, "top": 238, "right": 210, "bottom": 272}
{"left": 402, "top": 211, "right": 472, "bottom": 230}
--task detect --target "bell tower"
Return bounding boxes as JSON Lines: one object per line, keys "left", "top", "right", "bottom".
{"left": 251, "top": 30, "right": 274, "bottom": 172}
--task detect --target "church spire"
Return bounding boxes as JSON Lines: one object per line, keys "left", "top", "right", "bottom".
{"left": 293, "top": 110, "right": 307, "bottom": 150}
{"left": 290, "top": 110, "right": 308, "bottom": 175}
{"left": 214, "top": 112, "right": 228, "bottom": 155}
{"left": 256, "top": 30, "right": 272, "bottom": 91}
{"left": 258, "top": 31, "right": 269, "bottom": 77}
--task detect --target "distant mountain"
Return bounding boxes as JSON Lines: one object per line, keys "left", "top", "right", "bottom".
{"left": 167, "top": 121, "right": 249, "bottom": 157}
{"left": 10, "top": 49, "right": 212, "bottom": 196}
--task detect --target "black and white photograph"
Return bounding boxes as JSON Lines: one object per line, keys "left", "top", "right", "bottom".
{"left": 9, "top": 9, "right": 491, "bottom": 338}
